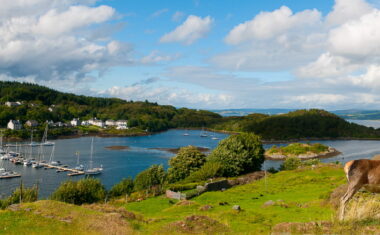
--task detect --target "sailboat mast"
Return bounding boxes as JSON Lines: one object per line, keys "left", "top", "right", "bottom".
{"left": 90, "top": 138, "right": 94, "bottom": 169}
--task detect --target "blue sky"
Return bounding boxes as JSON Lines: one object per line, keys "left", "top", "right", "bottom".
{"left": 2, "top": 0, "right": 380, "bottom": 109}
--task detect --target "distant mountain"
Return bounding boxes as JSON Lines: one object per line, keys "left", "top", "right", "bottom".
{"left": 212, "top": 108, "right": 380, "bottom": 120}
{"left": 210, "top": 109, "right": 296, "bottom": 117}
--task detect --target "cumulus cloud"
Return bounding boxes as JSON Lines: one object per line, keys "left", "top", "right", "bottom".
{"left": 326, "top": 0, "right": 373, "bottom": 26}
{"left": 160, "top": 15, "right": 213, "bottom": 45}
{"left": 225, "top": 6, "right": 321, "bottom": 44}
{"left": 0, "top": 1, "right": 133, "bottom": 83}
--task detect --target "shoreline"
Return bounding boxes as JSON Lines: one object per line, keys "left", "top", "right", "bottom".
{"left": 3, "top": 127, "right": 380, "bottom": 143}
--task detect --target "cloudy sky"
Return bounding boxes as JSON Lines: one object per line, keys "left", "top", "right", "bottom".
{"left": 2, "top": 0, "right": 380, "bottom": 110}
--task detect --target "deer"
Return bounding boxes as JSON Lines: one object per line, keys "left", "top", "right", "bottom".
{"left": 340, "top": 159, "right": 380, "bottom": 220}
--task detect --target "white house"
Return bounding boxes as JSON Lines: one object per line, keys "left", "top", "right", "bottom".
{"left": 5, "top": 101, "right": 21, "bottom": 107}
{"left": 70, "top": 118, "right": 81, "bottom": 126}
{"left": 93, "top": 120, "right": 105, "bottom": 128}
{"left": 81, "top": 120, "right": 90, "bottom": 126}
{"left": 105, "top": 120, "right": 117, "bottom": 126}
{"left": 7, "top": 120, "right": 22, "bottom": 130}
{"left": 116, "top": 120, "right": 128, "bottom": 129}
{"left": 26, "top": 120, "right": 39, "bottom": 127}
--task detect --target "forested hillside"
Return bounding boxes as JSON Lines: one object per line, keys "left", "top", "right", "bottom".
{"left": 0, "top": 81, "right": 221, "bottom": 132}
{"left": 214, "top": 109, "right": 380, "bottom": 140}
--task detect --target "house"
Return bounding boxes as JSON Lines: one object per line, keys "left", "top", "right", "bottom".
{"left": 5, "top": 101, "right": 21, "bottom": 107}
{"left": 26, "top": 120, "right": 39, "bottom": 127}
{"left": 70, "top": 118, "right": 81, "bottom": 127}
{"left": 7, "top": 120, "right": 22, "bottom": 130}
{"left": 105, "top": 120, "right": 117, "bottom": 126}
{"left": 93, "top": 120, "right": 105, "bottom": 128}
{"left": 46, "top": 120, "right": 54, "bottom": 126}
{"left": 116, "top": 120, "right": 128, "bottom": 129}
{"left": 81, "top": 120, "right": 90, "bottom": 126}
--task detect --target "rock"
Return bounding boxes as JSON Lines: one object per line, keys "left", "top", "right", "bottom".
{"left": 263, "top": 200, "right": 275, "bottom": 207}
{"left": 218, "top": 201, "right": 229, "bottom": 206}
{"left": 199, "top": 205, "right": 213, "bottom": 211}
{"left": 232, "top": 205, "right": 241, "bottom": 211}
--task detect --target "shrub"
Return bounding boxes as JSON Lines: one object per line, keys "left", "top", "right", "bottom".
{"left": 109, "top": 178, "right": 134, "bottom": 198}
{"left": 134, "top": 165, "right": 166, "bottom": 194}
{"left": 208, "top": 133, "right": 265, "bottom": 177}
{"left": 267, "top": 167, "right": 279, "bottom": 174}
{"left": 167, "top": 146, "right": 207, "bottom": 183}
{"left": 0, "top": 184, "right": 38, "bottom": 209}
{"left": 184, "top": 161, "right": 223, "bottom": 183}
{"left": 302, "top": 159, "right": 320, "bottom": 166}
{"left": 51, "top": 178, "right": 106, "bottom": 205}
{"left": 280, "top": 157, "right": 301, "bottom": 170}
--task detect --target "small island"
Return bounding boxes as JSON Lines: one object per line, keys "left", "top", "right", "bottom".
{"left": 265, "top": 143, "right": 340, "bottom": 160}
{"left": 150, "top": 147, "right": 210, "bottom": 154}
{"left": 105, "top": 145, "right": 130, "bottom": 150}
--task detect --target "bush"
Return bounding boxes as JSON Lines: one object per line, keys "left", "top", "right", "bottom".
{"left": 208, "top": 133, "right": 265, "bottom": 177}
{"left": 51, "top": 178, "right": 106, "bottom": 205}
{"left": 167, "top": 146, "right": 207, "bottom": 183}
{"left": 280, "top": 157, "right": 301, "bottom": 170}
{"left": 302, "top": 159, "right": 320, "bottom": 166}
{"left": 0, "top": 184, "right": 38, "bottom": 209}
{"left": 134, "top": 165, "right": 166, "bottom": 194}
{"left": 109, "top": 178, "right": 134, "bottom": 198}
{"left": 184, "top": 161, "right": 223, "bottom": 183}
{"left": 267, "top": 167, "right": 279, "bottom": 174}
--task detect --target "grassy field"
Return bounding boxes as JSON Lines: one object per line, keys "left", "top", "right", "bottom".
{"left": 0, "top": 164, "right": 352, "bottom": 234}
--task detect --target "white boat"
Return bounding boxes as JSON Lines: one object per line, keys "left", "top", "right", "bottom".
{"left": 211, "top": 137, "right": 219, "bottom": 140}
{"left": 32, "top": 162, "right": 43, "bottom": 168}
{"left": 200, "top": 127, "right": 208, "bottom": 137}
{"left": 23, "top": 159, "right": 32, "bottom": 166}
{"left": 41, "top": 124, "right": 54, "bottom": 146}
{"left": 85, "top": 138, "right": 103, "bottom": 175}
{"left": 74, "top": 152, "right": 84, "bottom": 171}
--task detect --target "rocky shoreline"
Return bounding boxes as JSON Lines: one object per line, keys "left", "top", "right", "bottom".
{"left": 265, "top": 147, "right": 341, "bottom": 160}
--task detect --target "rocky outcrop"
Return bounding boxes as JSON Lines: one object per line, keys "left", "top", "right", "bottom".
{"left": 265, "top": 147, "right": 340, "bottom": 160}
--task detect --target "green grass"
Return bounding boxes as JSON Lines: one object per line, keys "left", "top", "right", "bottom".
{"left": 124, "top": 164, "right": 346, "bottom": 234}
{"left": 267, "top": 143, "right": 329, "bottom": 156}
{"left": 0, "top": 165, "right": 348, "bottom": 234}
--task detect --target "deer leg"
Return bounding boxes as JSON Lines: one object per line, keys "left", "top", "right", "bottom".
{"left": 339, "top": 183, "right": 362, "bottom": 220}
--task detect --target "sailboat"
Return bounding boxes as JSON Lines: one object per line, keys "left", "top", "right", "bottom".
{"left": 183, "top": 129, "right": 190, "bottom": 136}
{"left": 200, "top": 127, "right": 208, "bottom": 137}
{"left": 85, "top": 138, "right": 103, "bottom": 175}
{"left": 74, "top": 151, "right": 84, "bottom": 171}
{"left": 48, "top": 145, "right": 60, "bottom": 166}
{"left": 41, "top": 124, "right": 54, "bottom": 146}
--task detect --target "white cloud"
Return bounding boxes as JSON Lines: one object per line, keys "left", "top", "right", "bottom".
{"left": 225, "top": 6, "right": 321, "bottom": 44}
{"left": 160, "top": 15, "right": 213, "bottom": 45}
{"left": 326, "top": 0, "right": 373, "bottom": 26}
{"left": 287, "top": 94, "right": 347, "bottom": 105}
{"left": 0, "top": 1, "right": 133, "bottom": 82}
{"left": 329, "top": 9, "right": 380, "bottom": 58}
{"left": 34, "top": 5, "right": 115, "bottom": 36}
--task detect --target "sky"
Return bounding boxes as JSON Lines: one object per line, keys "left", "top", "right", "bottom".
{"left": 2, "top": 0, "right": 380, "bottom": 110}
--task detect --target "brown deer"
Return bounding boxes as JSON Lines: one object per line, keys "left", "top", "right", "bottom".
{"left": 340, "top": 159, "right": 380, "bottom": 220}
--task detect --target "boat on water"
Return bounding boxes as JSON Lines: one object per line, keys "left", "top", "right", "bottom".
{"left": 41, "top": 124, "right": 55, "bottom": 146}
{"left": 32, "top": 162, "right": 43, "bottom": 168}
{"left": 200, "top": 127, "right": 208, "bottom": 137}
{"left": 85, "top": 138, "right": 103, "bottom": 175}
{"left": 211, "top": 137, "right": 219, "bottom": 140}
{"left": 74, "top": 152, "right": 84, "bottom": 171}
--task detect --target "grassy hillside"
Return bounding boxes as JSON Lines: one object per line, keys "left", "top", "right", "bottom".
{"left": 0, "top": 164, "right": 350, "bottom": 234}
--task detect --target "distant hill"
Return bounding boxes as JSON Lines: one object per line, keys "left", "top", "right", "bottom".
{"left": 213, "top": 109, "right": 380, "bottom": 140}
{"left": 1, "top": 82, "right": 379, "bottom": 140}
{"left": 210, "top": 108, "right": 295, "bottom": 117}
{"left": 332, "top": 110, "right": 380, "bottom": 120}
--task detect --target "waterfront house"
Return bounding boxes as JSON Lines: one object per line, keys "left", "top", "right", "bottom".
{"left": 5, "top": 101, "right": 21, "bottom": 107}
{"left": 70, "top": 118, "right": 81, "bottom": 126}
{"left": 81, "top": 120, "right": 90, "bottom": 126}
{"left": 93, "top": 120, "right": 105, "bottom": 128}
{"left": 26, "top": 120, "right": 39, "bottom": 127}
{"left": 116, "top": 120, "right": 128, "bottom": 129}
{"left": 106, "top": 120, "right": 117, "bottom": 126}
{"left": 46, "top": 120, "right": 54, "bottom": 126}
{"left": 7, "top": 120, "right": 22, "bottom": 130}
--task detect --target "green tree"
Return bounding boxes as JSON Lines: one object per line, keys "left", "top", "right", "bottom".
{"left": 134, "top": 165, "right": 166, "bottom": 194}
{"left": 167, "top": 146, "right": 207, "bottom": 183}
{"left": 109, "top": 178, "right": 134, "bottom": 198}
{"left": 208, "top": 133, "right": 264, "bottom": 177}
{"left": 51, "top": 178, "right": 106, "bottom": 205}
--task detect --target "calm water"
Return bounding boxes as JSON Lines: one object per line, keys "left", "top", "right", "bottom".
{"left": 348, "top": 119, "right": 380, "bottom": 128}
{"left": 1, "top": 129, "right": 380, "bottom": 198}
